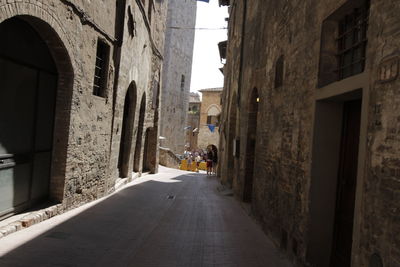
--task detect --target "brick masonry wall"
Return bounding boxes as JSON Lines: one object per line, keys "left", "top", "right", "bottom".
{"left": 220, "top": 0, "right": 400, "bottom": 266}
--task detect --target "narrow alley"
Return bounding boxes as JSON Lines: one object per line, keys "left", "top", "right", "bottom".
{"left": 0, "top": 167, "right": 292, "bottom": 267}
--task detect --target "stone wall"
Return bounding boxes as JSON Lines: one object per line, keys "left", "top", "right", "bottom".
{"left": 159, "top": 0, "right": 197, "bottom": 155}
{"left": 0, "top": 0, "right": 167, "bottom": 218}
{"left": 220, "top": 0, "right": 400, "bottom": 266}
{"left": 159, "top": 147, "right": 180, "bottom": 169}
{"left": 197, "top": 89, "right": 222, "bottom": 150}
{"left": 185, "top": 111, "right": 200, "bottom": 151}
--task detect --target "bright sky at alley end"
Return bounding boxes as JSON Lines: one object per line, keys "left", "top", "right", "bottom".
{"left": 190, "top": 0, "right": 228, "bottom": 92}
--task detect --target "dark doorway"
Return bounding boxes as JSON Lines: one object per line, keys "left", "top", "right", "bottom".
{"left": 330, "top": 99, "right": 361, "bottom": 267}
{"left": 227, "top": 96, "right": 237, "bottom": 187}
{"left": 307, "top": 91, "right": 362, "bottom": 267}
{"left": 243, "top": 88, "right": 259, "bottom": 202}
{"left": 117, "top": 83, "right": 137, "bottom": 178}
{"left": 142, "top": 128, "right": 150, "bottom": 172}
{"left": 133, "top": 94, "right": 146, "bottom": 172}
{"left": 0, "top": 18, "right": 58, "bottom": 217}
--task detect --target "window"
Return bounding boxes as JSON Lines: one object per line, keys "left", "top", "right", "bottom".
{"left": 93, "top": 39, "right": 110, "bottom": 97}
{"left": 148, "top": 0, "right": 153, "bottom": 24}
{"left": 127, "top": 6, "right": 135, "bottom": 37}
{"left": 318, "top": 0, "right": 370, "bottom": 87}
{"left": 337, "top": 4, "right": 369, "bottom": 79}
{"left": 181, "top": 75, "right": 185, "bottom": 91}
{"left": 275, "top": 55, "right": 284, "bottom": 88}
{"left": 207, "top": 115, "right": 219, "bottom": 126}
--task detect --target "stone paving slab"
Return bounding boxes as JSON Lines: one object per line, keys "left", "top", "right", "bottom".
{"left": 0, "top": 167, "right": 292, "bottom": 267}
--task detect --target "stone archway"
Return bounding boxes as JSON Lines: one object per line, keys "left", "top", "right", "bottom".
{"left": 0, "top": 16, "right": 73, "bottom": 218}
{"left": 133, "top": 93, "right": 146, "bottom": 172}
{"left": 117, "top": 82, "right": 137, "bottom": 178}
{"left": 243, "top": 88, "right": 259, "bottom": 202}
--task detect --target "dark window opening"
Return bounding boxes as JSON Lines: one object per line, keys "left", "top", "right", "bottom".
{"left": 93, "top": 39, "right": 110, "bottom": 97}
{"left": 207, "top": 115, "right": 219, "bottom": 126}
{"left": 181, "top": 75, "right": 185, "bottom": 91}
{"left": 148, "top": 0, "right": 153, "bottom": 24}
{"left": 127, "top": 6, "right": 135, "bottom": 37}
{"left": 275, "top": 55, "right": 284, "bottom": 88}
{"left": 152, "top": 79, "right": 159, "bottom": 109}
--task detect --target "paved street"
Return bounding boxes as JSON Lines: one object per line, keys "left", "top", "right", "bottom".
{"left": 0, "top": 167, "right": 292, "bottom": 267}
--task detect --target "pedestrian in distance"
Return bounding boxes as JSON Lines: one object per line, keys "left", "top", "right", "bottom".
{"left": 212, "top": 148, "right": 218, "bottom": 175}
{"left": 206, "top": 148, "right": 213, "bottom": 175}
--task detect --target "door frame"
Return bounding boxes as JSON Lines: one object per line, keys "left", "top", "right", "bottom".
{"left": 307, "top": 72, "right": 369, "bottom": 266}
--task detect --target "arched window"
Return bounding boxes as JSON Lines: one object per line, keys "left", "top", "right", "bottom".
{"left": 206, "top": 105, "right": 221, "bottom": 126}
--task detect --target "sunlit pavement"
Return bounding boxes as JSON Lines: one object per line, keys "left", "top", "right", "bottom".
{"left": 0, "top": 166, "right": 292, "bottom": 267}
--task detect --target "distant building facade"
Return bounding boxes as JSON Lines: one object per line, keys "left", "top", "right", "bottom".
{"left": 160, "top": 0, "right": 197, "bottom": 154}
{"left": 219, "top": 0, "right": 400, "bottom": 266}
{"left": 185, "top": 92, "right": 201, "bottom": 151}
{"left": 197, "top": 88, "right": 222, "bottom": 151}
{"left": 0, "top": 0, "right": 167, "bottom": 220}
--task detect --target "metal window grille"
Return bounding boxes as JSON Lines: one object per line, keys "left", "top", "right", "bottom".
{"left": 93, "top": 40, "right": 109, "bottom": 97}
{"left": 336, "top": 1, "right": 370, "bottom": 80}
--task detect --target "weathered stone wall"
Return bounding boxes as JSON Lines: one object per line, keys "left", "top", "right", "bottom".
{"left": 218, "top": 0, "right": 244, "bottom": 186}
{"left": 108, "top": 0, "right": 167, "bottom": 181}
{"left": 159, "top": 147, "right": 180, "bottom": 169}
{"left": 159, "top": 0, "right": 197, "bottom": 155}
{"left": 220, "top": 0, "right": 400, "bottom": 266}
{"left": 185, "top": 110, "right": 200, "bottom": 151}
{"left": 197, "top": 89, "right": 222, "bottom": 150}
{"left": 0, "top": 0, "right": 167, "bottom": 216}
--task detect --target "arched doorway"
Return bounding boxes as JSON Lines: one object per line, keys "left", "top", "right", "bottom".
{"left": 227, "top": 95, "right": 237, "bottom": 187}
{"left": 133, "top": 94, "right": 146, "bottom": 172}
{"left": 243, "top": 88, "right": 259, "bottom": 202}
{"left": 117, "top": 82, "right": 137, "bottom": 178}
{"left": 0, "top": 17, "right": 73, "bottom": 218}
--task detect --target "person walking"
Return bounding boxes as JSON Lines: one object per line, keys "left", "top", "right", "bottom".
{"left": 212, "top": 148, "right": 218, "bottom": 175}
{"left": 206, "top": 148, "right": 213, "bottom": 175}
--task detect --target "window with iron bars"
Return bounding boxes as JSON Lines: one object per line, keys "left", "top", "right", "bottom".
{"left": 93, "top": 39, "right": 110, "bottom": 97}
{"left": 336, "top": 1, "right": 369, "bottom": 80}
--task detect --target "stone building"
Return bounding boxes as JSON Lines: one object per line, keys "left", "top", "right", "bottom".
{"left": 197, "top": 88, "right": 222, "bottom": 151}
{"left": 185, "top": 92, "right": 201, "bottom": 151}
{"left": 219, "top": 0, "right": 400, "bottom": 266}
{"left": 159, "top": 0, "right": 197, "bottom": 155}
{"left": 0, "top": 0, "right": 167, "bottom": 220}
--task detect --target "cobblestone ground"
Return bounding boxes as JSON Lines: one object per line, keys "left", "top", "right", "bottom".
{"left": 0, "top": 167, "right": 292, "bottom": 267}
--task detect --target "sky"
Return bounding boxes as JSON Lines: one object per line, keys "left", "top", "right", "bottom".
{"left": 190, "top": 0, "right": 228, "bottom": 93}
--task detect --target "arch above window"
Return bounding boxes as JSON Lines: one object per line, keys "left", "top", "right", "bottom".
{"left": 207, "top": 105, "right": 221, "bottom": 116}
